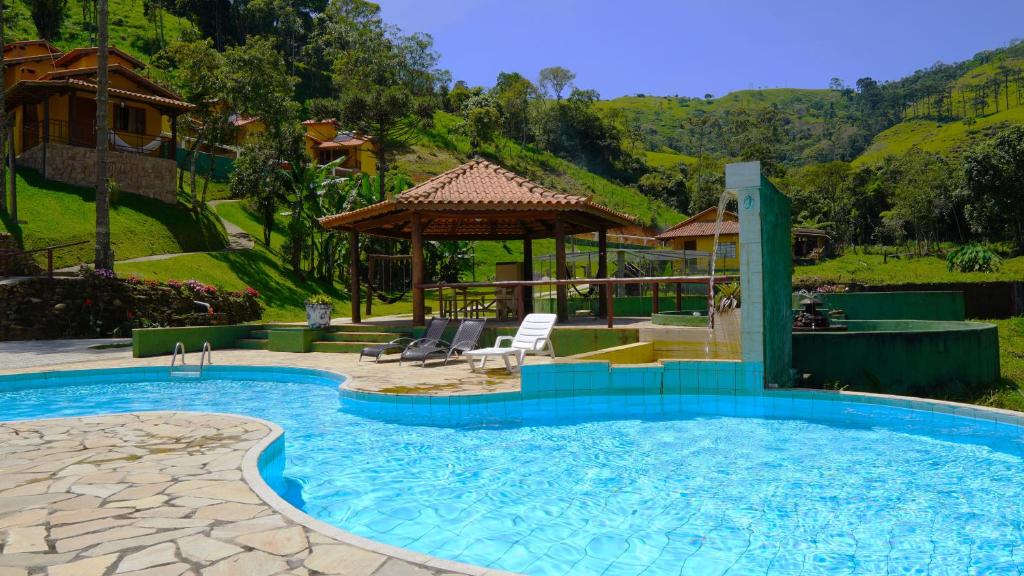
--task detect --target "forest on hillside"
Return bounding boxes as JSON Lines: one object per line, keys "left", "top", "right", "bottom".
{"left": 10, "top": 1, "right": 1024, "bottom": 262}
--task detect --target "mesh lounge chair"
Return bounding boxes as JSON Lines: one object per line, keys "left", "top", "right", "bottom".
{"left": 463, "top": 313, "right": 556, "bottom": 373}
{"left": 400, "top": 318, "right": 487, "bottom": 367}
{"left": 358, "top": 317, "right": 449, "bottom": 363}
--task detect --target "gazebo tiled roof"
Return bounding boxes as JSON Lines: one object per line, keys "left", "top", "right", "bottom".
{"left": 319, "top": 158, "right": 636, "bottom": 240}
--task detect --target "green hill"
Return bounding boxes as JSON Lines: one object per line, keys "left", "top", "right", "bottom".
{"left": 399, "top": 111, "right": 682, "bottom": 228}
{"left": 597, "top": 89, "right": 845, "bottom": 164}
{"left": 855, "top": 49, "right": 1024, "bottom": 165}
{"left": 5, "top": 0, "right": 195, "bottom": 63}
{"left": 854, "top": 106, "right": 1024, "bottom": 165}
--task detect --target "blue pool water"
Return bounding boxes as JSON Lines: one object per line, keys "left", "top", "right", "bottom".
{"left": 2, "top": 367, "right": 1024, "bottom": 575}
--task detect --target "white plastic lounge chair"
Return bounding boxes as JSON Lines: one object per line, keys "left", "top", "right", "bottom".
{"left": 463, "top": 313, "right": 556, "bottom": 373}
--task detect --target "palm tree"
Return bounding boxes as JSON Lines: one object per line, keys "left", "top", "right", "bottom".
{"left": 94, "top": 0, "right": 112, "bottom": 269}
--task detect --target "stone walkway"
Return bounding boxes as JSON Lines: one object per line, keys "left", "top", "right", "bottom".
{"left": 0, "top": 412, "right": 494, "bottom": 576}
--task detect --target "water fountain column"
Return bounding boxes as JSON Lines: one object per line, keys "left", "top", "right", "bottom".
{"left": 729, "top": 161, "right": 793, "bottom": 390}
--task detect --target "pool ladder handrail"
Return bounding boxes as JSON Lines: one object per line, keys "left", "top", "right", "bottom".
{"left": 171, "top": 342, "right": 187, "bottom": 368}
{"left": 170, "top": 342, "right": 211, "bottom": 377}
{"left": 199, "top": 342, "right": 213, "bottom": 372}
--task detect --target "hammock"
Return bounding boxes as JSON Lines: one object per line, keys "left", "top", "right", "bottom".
{"left": 109, "top": 132, "right": 164, "bottom": 154}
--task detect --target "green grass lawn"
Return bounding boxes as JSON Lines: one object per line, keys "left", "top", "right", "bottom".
{"left": 794, "top": 251, "right": 1024, "bottom": 285}
{"left": 118, "top": 201, "right": 430, "bottom": 322}
{"left": 977, "top": 317, "right": 1024, "bottom": 413}
{"left": 1, "top": 169, "right": 226, "bottom": 269}
{"left": 644, "top": 150, "right": 697, "bottom": 170}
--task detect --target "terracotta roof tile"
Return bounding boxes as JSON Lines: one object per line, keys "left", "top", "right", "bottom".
{"left": 657, "top": 220, "right": 739, "bottom": 239}
{"left": 319, "top": 158, "right": 636, "bottom": 234}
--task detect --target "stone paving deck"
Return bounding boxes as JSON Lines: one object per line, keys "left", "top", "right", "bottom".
{"left": 0, "top": 411, "right": 505, "bottom": 576}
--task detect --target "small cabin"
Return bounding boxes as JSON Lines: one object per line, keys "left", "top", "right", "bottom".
{"left": 3, "top": 41, "right": 193, "bottom": 202}
{"left": 301, "top": 119, "right": 377, "bottom": 176}
{"left": 656, "top": 207, "right": 833, "bottom": 266}
{"left": 655, "top": 207, "right": 740, "bottom": 270}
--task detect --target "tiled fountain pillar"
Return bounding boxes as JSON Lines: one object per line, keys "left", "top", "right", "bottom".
{"left": 729, "top": 161, "right": 793, "bottom": 390}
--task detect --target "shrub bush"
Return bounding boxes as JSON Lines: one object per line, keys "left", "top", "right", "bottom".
{"left": 946, "top": 244, "right": 1003, "bottom": 273}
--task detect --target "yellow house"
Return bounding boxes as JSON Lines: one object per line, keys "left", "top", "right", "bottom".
{"left": 658, "top": 207, "right": 834, "bottom": 266}
{"left": 656, "top": 207, "right": 740, "bottom": 270}
{"left": 301, "top": 119, "right": 377, "bottom": 176}
{"left": 3, "top": 41, "right": 193, "bottom": 202}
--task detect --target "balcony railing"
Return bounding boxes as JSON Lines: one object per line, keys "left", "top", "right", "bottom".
{"left": 22, "top": 119, "right": 175, "bottom": 159}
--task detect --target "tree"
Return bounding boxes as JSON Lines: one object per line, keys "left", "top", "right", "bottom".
{"left": 538, "top": 66, "right": 575, "bottom": 101}
{"left": 94, "top": 0, "right": 113, "bottom": 270}
{"left": 223, "top": 36, "right": 300, "bottom": 141}
{"left": 492, "top": 72, "right": 534, "bottom": 144}
{"left": 229, "top": 138, "right": 280, "bottom": 247}
{"left": 0, "top": 0, "right": 6, "bottom": 214}
{"left": 153, "top": 39, "right": 232, "bottom": 210}
{"left": 963, "top": 125, "right": 1024, "bottom": 248}
{"left": 458, "top": 93, "right": 501, "bottom": 153}
{"left": 333, "top": 25, "right": 440, "bottom": 198}
{"left": 885, "top": 147, "right": 956, "bottom": 254}
{"left": 637, "top": 166, "right": 689, "bottom": 213}
{"left": 28, "top": 0, "right": 67, "bottom": 39}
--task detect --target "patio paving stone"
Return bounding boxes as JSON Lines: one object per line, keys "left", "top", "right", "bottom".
{"left": 0, "top": 412, "right": 493, "bottom": 576}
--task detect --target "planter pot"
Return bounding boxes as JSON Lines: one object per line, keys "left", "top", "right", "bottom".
{"left": 305, "top": 303, "right": 332, "bottom": 328}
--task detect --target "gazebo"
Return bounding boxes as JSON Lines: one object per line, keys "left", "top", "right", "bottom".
{"left": 318, "top": 158, "right": 637, "bottom": 325}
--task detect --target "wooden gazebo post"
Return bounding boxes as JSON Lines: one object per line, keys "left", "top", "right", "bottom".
{"left": 411, "top": 212, "right": 425, "bottom": 326}
{"left": 554, "top": 219, "right": 568, "bottom": 322}
{"left": 523, "top": 237, "right": 533, "bottom": 315}
{"left": 349, "top": 230, "right": 360, "bottom": 324}
{"left": 597, "top": 228, "right": 608, "bottom": 318}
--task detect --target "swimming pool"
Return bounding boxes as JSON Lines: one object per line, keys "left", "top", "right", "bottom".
{"left": 2, "top": 366, "right": 1023, "bottom": 576}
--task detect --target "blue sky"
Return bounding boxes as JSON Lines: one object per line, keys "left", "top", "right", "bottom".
{"left": 378, "top": 0, "right": 1024, "bottom": 99}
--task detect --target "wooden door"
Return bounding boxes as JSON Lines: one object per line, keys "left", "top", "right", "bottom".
{"left": 71, "top": 97, "right": 96, "bottom": 147}
{"left": 21, "top": 103, "right": 39, "bottom": 150}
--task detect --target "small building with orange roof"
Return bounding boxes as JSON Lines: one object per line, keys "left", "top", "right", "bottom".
{"left": 301, "top": 119, "right": 377, "bottom": 176}
{"left": 2, "top": 40, "right": 193, "bottom": 202}
{"left": 656, "top": 207, "right": 740, "bottom": 269}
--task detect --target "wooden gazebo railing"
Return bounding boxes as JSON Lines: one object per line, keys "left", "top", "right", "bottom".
{"left": 419, "top": 275, "right": 738, "bottom": 328}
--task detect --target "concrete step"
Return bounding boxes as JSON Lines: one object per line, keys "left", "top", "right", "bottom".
{"left": 235, "top": 339, "right": 269, "bottom": 350}
{"left": 325, "top": 324, "right": 411, "bottom": 334}
{"left": 247, "top": 329, "right": 269, "bottom": 340}
{"left": 310, "top": 341, "right": 370, "bottom": 354}
{"left": 319, "top": 331, "right": 406, "bottom": 343}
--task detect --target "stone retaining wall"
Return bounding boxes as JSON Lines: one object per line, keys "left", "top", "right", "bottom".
{"left": 0, "top": 276, "right": 261, "bottom": 341}
{"left": 0, "top": 233, "right": 41, "bottom": 277}
{"left": 18, "top": 143, "right": 177, "bottom": 203}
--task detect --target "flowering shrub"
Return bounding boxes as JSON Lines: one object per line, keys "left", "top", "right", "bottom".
{"left": 245, "top": 287, "right": 259, "bottom": 298}
{"left": 94, "top": 268, "right": 116, "bottom": 280}
{"left": 0, "top": 275, "right": 262, "bottom": 340}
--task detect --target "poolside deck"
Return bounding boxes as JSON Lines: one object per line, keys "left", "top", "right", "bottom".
{"left": 0, "top": 343, "right": 556, "bottom": 396}
{"left": 0, "top": 411, "right": 500, "bottom": 576}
